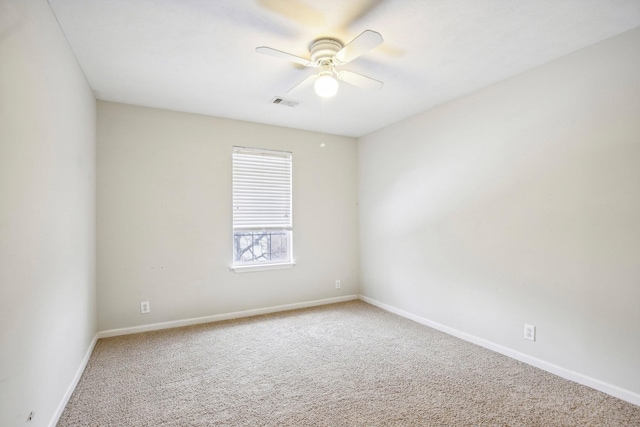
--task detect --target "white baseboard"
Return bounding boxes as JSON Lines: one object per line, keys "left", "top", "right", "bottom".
{"left": 359, "top": 294, "right": 640, "bottom": 407}
{"left": 48, "top": 335, "right": 98, "bottom": 427}
{"left": 97, "top": 295, "right": 359, "bottom": 339}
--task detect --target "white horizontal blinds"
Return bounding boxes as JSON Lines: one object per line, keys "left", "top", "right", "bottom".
{"left": 233, "top": 146, "right": 292, "bottom": 230}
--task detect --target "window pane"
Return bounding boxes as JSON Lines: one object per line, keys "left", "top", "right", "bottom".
{"left": 233, "top": 230, "right": 290, "bottom": 264}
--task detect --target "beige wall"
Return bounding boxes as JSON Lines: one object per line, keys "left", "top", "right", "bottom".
{"left": 358, "top": 27, "right": 640, "bottom": 399}
{"left": 97, "top": 101, "right": 359, "bottom": 331}
{"left": 0, "top": 0, "right": 97, "bottom": 426}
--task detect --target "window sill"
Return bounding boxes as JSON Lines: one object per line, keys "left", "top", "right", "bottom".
{"left": 230, "top": 262, "right": 295, "bottom": 273}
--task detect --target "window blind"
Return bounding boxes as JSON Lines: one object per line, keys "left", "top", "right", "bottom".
{"left": 232, "top": 146, "right": 292, "bottom": 230}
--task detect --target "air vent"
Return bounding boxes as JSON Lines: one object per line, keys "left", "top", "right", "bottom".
{"left": 271, "top": 96, "right": 300, "bottom": 107}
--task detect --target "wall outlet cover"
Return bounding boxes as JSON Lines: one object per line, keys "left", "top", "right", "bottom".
{"left": 524, "top": 324, "right": 536, "bottom": 341}
{"left": 140, "top": 301, "right": 150, "bottom": 314}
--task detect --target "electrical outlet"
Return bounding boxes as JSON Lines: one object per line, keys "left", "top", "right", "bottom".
{"left": 140, "top": 301, "right": 150, "bottom": 314}
{"left": 27, "top": 411, "right": 34, "bottom": 422}
{"left": 524, "top": 324, "right": 536, "bottom": 341}
{"left": 335, "top": 280, "right": 341, "bottom": 289}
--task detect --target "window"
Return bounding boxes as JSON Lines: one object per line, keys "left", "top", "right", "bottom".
{"left": 232, "top": 146, "right": 293, "bottom": 271}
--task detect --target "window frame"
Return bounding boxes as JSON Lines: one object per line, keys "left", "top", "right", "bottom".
{"left": 231, "top": 146, "right": 294, "bottom": 272}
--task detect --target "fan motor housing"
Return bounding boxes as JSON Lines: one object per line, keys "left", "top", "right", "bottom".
{"left": 309, "top": 39, "right": 343, "bottom": 65}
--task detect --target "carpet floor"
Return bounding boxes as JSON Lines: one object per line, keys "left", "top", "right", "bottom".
{"left": 57, "top": 301, "right": 640, "bottom": 426}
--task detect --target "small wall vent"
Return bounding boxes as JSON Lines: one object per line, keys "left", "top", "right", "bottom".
{"left": 271, "top": 96, "right": 300, "bottom": 107}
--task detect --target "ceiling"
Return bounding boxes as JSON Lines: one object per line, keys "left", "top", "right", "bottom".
{"left": 48, "top": 0, "right": 640, "bottom": 137}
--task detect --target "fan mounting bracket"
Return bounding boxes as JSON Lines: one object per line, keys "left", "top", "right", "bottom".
{"left": 309, "top": 38, "right": 343, "bottom": 66}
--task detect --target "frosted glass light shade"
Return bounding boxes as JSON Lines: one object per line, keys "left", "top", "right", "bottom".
{"left": 314, "top": 74, "right": 338, "bottom": 98}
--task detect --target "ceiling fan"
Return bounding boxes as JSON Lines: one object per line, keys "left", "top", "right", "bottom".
{"left": 256, "top": 30, "right": 384, "bottom": 98}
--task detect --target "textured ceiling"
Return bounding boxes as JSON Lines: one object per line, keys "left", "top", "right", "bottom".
{"left": 48, "top": 0, "right": 640, "bottom": 137}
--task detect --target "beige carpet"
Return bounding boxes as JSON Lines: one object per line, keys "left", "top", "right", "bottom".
{"left": 57, "top": 301, "right": 640, "bottom": 426}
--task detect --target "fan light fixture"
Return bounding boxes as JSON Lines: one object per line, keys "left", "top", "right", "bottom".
{"left": 256, "top": 30, "right": 384, "bottom": 98}
{"left": 314, "top": 73, "right": 338, "bottom": 98}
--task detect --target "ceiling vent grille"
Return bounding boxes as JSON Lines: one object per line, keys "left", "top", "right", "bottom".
{"left": 271, "top": 96, "right": 300, "bottom": 107}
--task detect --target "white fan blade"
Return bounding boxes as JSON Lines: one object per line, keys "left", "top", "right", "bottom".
{"left": 256, "top": 47, "right": 314, "bottom": 67}
{"left": 334, "top": 30, "right": 383, "bottom": 64}
{"left": 287, "top": 74, "right": 318, "bottom": 94}
{"left": 337, "top": 70, "right": 383, "bottom": 90}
